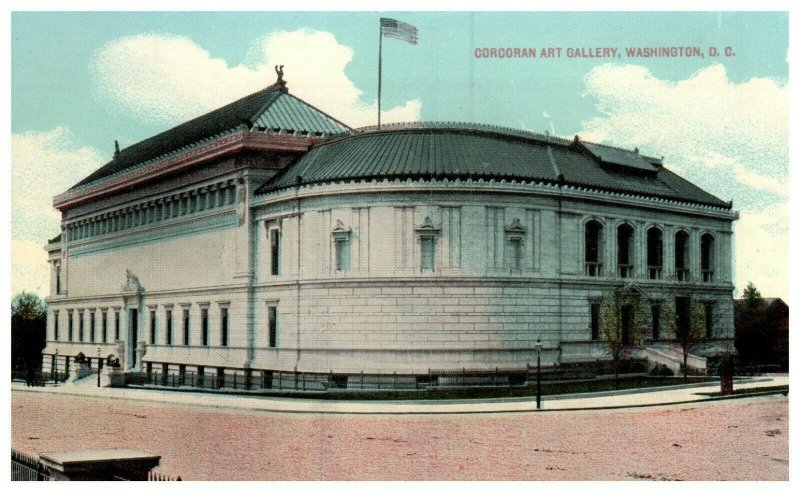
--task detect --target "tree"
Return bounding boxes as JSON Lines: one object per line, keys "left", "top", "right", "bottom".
{"left": 11, "top": 292, "right": 47, "bottom": 386}
{"left": 681, "top": 301, "right": 708, "bottom": 382}
{"left": 599, "top": 286, "right": 647, "bottom": 388}
{"left": 735, "top": 282, "right": 777, "bottom": 366}
{"left": 741, "top": 281, "right": 763, "bottom": 308}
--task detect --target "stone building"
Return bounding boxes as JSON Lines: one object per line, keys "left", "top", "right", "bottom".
{"left": 44, "top": 75, "right": 737, "bottom": 386}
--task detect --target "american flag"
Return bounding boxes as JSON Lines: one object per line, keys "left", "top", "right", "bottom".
{"left": 380, "top": 17, "right": 418, "bottom": 45}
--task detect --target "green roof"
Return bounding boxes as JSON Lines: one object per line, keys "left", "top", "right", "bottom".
{"left": 255, "top": 123, "right": 729, "bottom": 209}
{"left": 70, "top": 82, "right": 350, "bottom": 190}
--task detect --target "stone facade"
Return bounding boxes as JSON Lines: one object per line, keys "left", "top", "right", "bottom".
{"left": 45, "top": 166, "right": 736, "bottom": 375}
{"left": 43, "top": 84, "right": 737, "bottom": 378}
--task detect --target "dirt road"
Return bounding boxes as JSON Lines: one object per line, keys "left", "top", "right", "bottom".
{"left": 11, "top": 391, "right": 788, "bottom": 480}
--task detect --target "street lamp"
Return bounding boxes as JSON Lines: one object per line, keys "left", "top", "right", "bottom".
{"left": 535, "top": 337, "right": 543, "bottom": 409}
{"left": 53, "top": 349, "right": 58, "bottom": 385}
{"left": 97, "top": 347, "right": 102, "bottom": 387}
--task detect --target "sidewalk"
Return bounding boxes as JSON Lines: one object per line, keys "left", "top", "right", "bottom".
{"left": 11, "top": 376, "right": 788, "bottom": 415}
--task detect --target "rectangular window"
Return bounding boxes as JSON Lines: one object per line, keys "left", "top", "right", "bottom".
{"left": 54, "top": 311, "right": 59, "bottom": 341}
{"left": 68, "top": 311, "right": 73, "bottom": 341}
{"left": 183, "top": 309, "right": 190, "bottom": 345}
{"left": 510, "top": 238, "right": 523, "bottom": 271}
{"left": 90, "top": 312, "right": 95, "bottom": 343}
{"left": 590, "top": 303, "right": 600, "bottom": 341}
{"left": 270, "top": 229, "right": 281, "bottom": 275}
{"left": 201, "top": 308, "right": 209, "bottom": 346}
{"left": 705, "top": 303, "right": 714, "bottom": 339}
{"left": 79, "top": 312, "right": 84, "bottom": 342}
{"left": 268, "top": 306, "right": 278, "bottom": 347}
{"left": 55, "top": 264, "right": 61, "bottom": 295}
{"left": 102, "top": 311, "right": 107, "bottom": 343}
{"left": 114, "top": 311, "right": 120, "bottom": 342}
{"left": 220, "top": 308, "right": 229, "bottom": 347}
{"left": 150, "top": 310, "right": 157, "bottom": 344}
{"left": 651, "top": 304, "right": 661, "bottom": 341}
{"left": 335, "top": 238, "right": 351, "bottom": 271}
{"left": 421, "top": 236, "right": 435, "bottom": 270}
{"left": 165, "top": 309, "right": 173, "bottom": 345}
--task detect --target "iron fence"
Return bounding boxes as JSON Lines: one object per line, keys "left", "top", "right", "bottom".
{"left": 11, "top": 449, "right": 51, "bottom": 481}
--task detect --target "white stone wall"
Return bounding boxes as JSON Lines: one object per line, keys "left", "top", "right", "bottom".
{"left": 46, "top": 178, "right": 737, "bottom": 374}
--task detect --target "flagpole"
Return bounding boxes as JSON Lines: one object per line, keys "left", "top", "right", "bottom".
{"left": 378, "top": 21, "right": 383, "bottom": 129}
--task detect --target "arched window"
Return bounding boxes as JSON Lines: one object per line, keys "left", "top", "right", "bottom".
{"left": 700, "top": 233, "right": 715, "bottom": 282}
{"left": 617, "top": 223, "right": 635, "bottom": 278}
{"left": 674, "top": 230, "right": 690, "bottom": 281}
{"left": 646, "top": 227, "right": 663, "bottom": 279}
{"left": 584, "top": 220, "right": 603, "bottom": 276}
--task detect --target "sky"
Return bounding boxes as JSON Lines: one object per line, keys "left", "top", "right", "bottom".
{"left": 9, "top": 11, "right": 790, "bottom": 300}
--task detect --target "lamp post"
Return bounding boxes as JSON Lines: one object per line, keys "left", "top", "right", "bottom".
{"left": 53, "top": 349, "right": 58, "bottom": 385}
{"left": 96, "top": 347, "right": 102, "bottom": 387}
{"left": 535, "top": 337, "right": 542, "bottom": 409}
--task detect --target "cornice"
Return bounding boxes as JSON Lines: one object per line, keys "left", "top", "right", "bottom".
{"left": 53, "top": 129, "right": 316, "bottom": 210}
{"left": 251, "top": 177, "right": 738, "bottom": 221}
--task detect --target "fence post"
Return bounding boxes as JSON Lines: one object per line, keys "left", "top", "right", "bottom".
{"left": 65, "top": 356, "right": 70, "bottom": 380}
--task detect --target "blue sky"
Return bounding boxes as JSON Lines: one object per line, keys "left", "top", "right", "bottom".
{"left": 9, "top": 11, "right": 790, "bottom": 299}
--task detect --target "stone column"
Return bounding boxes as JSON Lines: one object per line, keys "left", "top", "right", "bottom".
{"left": 135, "top": 341, "right": 147, "bottom": 372}
{"left": 663, "top": 226, "right": 675, "bottom": 279}
{"left": 690, "top": 229, "right": 700, "bottom": 282}
{"left": 635, "top": 221, "right": 646, "bottom": 279}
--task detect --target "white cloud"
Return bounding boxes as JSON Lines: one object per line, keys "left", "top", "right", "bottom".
{"left": 735, "top": 205, "right": 789, "bottom": 300}
{"left": 11, "top": 240, "right": 50, "bottom": 297}
{"left": 89, "top": 30, "right": 421, "bottom": 128}
{"left": 578, "top": 63, "right": 789, "bottom": 299}
{"left": 11, "top": 127, "right": 104, "bottom": 297}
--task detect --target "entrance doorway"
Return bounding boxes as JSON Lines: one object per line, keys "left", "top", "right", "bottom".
{"left": 129, "top": 309, "right": 138, "bottom": 368}
{"left": 675, "top": 297, "right": 691, "bottom": 341}
{"left": 621, "top": 305, "right": 633, "bottom": 345}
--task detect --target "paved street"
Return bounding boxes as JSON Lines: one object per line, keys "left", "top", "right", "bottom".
{"left": 12, "top": 390, "right": 788, "bottom": 480}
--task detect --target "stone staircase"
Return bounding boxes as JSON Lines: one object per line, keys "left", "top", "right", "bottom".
{"left": 644, "top": 344, "right": 707, "bottom": 375}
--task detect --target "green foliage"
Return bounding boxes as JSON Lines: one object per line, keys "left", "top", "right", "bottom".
{"left": 11, "top": 292, "right": 47, "bottom": 380}
{"left": 660, "top": 298, "right": 678, "bottom": 339}
{"left": 735, "top": 282, "right": 784, "bottom": 366}
{"left": 741, "top": 282, "right": 764, "bottom": 309}
{"left": 685, "top": 301, "right": 708, "bottom": 345}
{"left": 599, "top": 287, "right": 647, "bottom": 359}
{"left": 11, "top": 291, "right": 45, "bottom": 321}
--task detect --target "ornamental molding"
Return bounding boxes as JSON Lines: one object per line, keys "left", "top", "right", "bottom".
{"left": 53, "top": 130, "right": 317, "bottom": 210}
{"left": 253, "top": 177, "right": 737, "bottom": 221}
{"left": 331, "top": 219, "right": 352, "bottom": 239}
{"left": 504, "top": 218, "right": 527, "bottom": 238}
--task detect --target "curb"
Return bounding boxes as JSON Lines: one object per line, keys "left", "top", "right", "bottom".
{"left": 11, "top": 382, "right": 788, "bottom": 416}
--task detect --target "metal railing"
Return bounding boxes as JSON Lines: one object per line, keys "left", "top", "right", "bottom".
{"left": 618, "top": 264, "right": 633, "bottom": 278}
{"left": 585, "top": 262, "right": 602, "bottom": 277}
{"left": 11, "top": 449, "right": 51, "bottom": 481}
{"left": 647, "top": 265, "right": 663, "bottom": 279}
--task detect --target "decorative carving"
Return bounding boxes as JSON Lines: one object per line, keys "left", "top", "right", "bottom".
{"left": 331, "top": 219, "right": 352, "bottom": 241}
{"left": 122, "top": 269, "right": 143, "bottom": 293}
{"left": 74, "top": 352, "right": 87, "bottom": 364}
{"left": 275, "top": 65, "right": 284, "bottom": 83}
{"left": 414, "top": 216, "right": 440, "bottom": 233}
{"left": 106, "top": 354, "right": 121, "bottom": 368}
{"left": 505, "top": 217, "right": 527, "bottom": 240}
{"left": 235, "top": 181, "right": 247, "bottom": 226}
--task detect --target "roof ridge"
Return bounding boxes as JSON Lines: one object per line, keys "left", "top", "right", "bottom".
{"left": 344, "top": 121, "right": 573, "bottom": 145}
{"left": 117, "top": 82, "right": 281, "bottom": 156}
